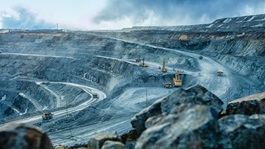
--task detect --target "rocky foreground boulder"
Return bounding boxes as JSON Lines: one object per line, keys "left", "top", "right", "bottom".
{"left": 130, "top": 87, "right": 265, "bottom": 149}
{"left": 87, "top": 132, "right": 121, "bottom": 149}
{"left": 102, "top": 140, "right": 126, "bottom": 149}
{"left": 0, "top": 123, "right": 52, "bottom": 149}
{"left": 131, "top": 85, "right": 223, "bottom": 134}
{"left": 130, "top": 98, "right": 162, "bottom": 134}
{"left": 219, "top": 114, "right": 265, "bottom": 149}
{"left": 160, "top": 85, "right": 223, "bottom": 113}
{"left": 135, "top": 105, "right": 219, "bottom": 149}
{"left": 134, "top": 106, "right": 265, "bottom": 149}
{"left": 226, "top": 92, "right": 265, "bottom": 115}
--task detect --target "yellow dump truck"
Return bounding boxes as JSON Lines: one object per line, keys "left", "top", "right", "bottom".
{"left": 173, "top": 71, "right": 182, "bottom": 87}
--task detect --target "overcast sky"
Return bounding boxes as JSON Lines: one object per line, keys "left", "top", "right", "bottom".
{"left": 0, "top": 0, "right": 265, "bottom": 30}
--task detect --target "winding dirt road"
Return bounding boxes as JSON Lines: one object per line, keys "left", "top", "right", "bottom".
{"left": 0, "top": 81, "right": 106, "bottom": 128}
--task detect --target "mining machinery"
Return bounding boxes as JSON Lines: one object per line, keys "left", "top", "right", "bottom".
{"left": 139, "top": 58, "right": 149, "bottom": 67}
{"left": 42, "top": 111, "right": 53, "bottom": 120}
{"left": 217, "top": 70, "right": 223, "bottom": 76}
{"left": 164, "top": 83, "right": 172, "bottom": 88}
{"left": 173, "top": 70, "right": 182, "bottom": 87}
{"left": 160, "top": 57, "right": 167, "bottom": 72}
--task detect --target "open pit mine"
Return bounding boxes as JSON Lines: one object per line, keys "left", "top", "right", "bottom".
{"left": 1, "top": 14, "right": 265, "bottom": 148}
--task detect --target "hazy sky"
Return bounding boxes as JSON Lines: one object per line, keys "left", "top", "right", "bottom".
{"left": 0, "top": 0, "right": 265, "bottom": 30}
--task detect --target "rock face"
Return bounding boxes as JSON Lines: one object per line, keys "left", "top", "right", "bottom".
{"left": 0, "top": 123, "right": 52, "bottom": 149}
{"left": 160, "top": 85, "right": 223, "bottom": 113}
{"left": 135, "top": 105, "right": 219, "bottom": 149}
{"left": 121, "top": 129, "right": 139, "bottom": 143}
{"left": 130, "top": 99, "right": 162, "bottom": 134}
{"left": 131, "top": 85, "right": 223, "bottom": 134}
{"left": 131, "top": 89, "right": 265, "bottom": 149}
{"left": 226, "top": 92, "right": 265, "bottom": 115}
{"left": 102, "top": 140, "right": 126, "bottom": 149}
{"left": 219, "top": 114, "right": 265, "bottom": 149}
{"left": 87, "top": 132, "right": 121, "bottom": 149}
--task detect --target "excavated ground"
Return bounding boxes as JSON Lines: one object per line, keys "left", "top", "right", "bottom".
{"left": 0, "top": 31, "right": 198, "bottom": 119}
{"left": 0, "top": 14, "right": 265, "bottom": 145}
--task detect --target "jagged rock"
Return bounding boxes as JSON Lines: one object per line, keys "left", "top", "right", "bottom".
{"left": 126, "top": 129, "right": 139, "bottom": 141}
{"left": 161, "top": 85, "right": 223, "bottom": 114}
{"left": 102, "top": 140, "right": 126, "bottom": 149}
{"left": 120, "top": 130, "right": 138, "bottom": 149}
{"left": 54, "top": 145, "right": 66, "bottom": 149}
{"left": 131, "top": 98, "right": 162, "bottom": 134}
{"left": 145, "top": 113, "right": 175, "bottom": 129}
{"left": 135, "top": 105, "right": 219, "bottom": 149}
{"left": 87, "top": 132, "right": 121, "bottom": 149}
{"left": 54, "top": 146, "right": 66, "bottom": 149}
{"left": 131, "top": 85, "right": 223, "bottom": 134}
{"left": 67, "top": 144, "right": 87, "bottom": 149}
{"left": 120, "top": 129, "right": 139, "bottom": 143}
{"left": 125, "top": 141, "right": 136, "bottom": 149}
{"left": 120, "top": 133, "right": 127, "bottom": 144}
{"left": 218, "top": 114, "right": 265, "bottom": 149}
{"left": 0, "top": 123, "right": 52, "bottom": 149}
{"left": 226, "top": 92, "right": 265, "bottom": 115}
{"left": 70, "top": 147, "right": 86, "bottom": 149}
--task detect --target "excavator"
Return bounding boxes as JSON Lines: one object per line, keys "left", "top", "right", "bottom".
{"left": 139, "top": 58, "right": 149, "bottom": 67}
{"left": 160, "top": 57, "right": 167, "bottom": 72}
{"left": 173, "top": 70, "right": 182, "bottom": 87}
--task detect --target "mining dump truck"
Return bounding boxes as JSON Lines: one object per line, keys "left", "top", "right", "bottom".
{"left": 92, "top": 93, "right": 98, "bottom": 98}
{"left": 173, "top": 71, "right": 182, "bottom": 87}
{"left": 217, "top": 70, "right": 223, "bottom": 76}
{"left": 139, "top": 58, "right": 149, "bottom": 67}
{"left": 42, "top": 111, "right": 53, "bottom": 120}
{"left": 164, "top": 83, "right": 172, "bottom": 88}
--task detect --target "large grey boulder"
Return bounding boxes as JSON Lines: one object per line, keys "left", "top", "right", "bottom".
{"left": 120, "top": 130, "right": 138, "bottom": 149}
{"left": 135, "top": 105, "right": 219, "bottom": 149}
{"left": 102, "top": 140, "right": 126, "bottom": 149}
{"left": 131, "top": 85, "right": 223, "bottom": 134}
{"left": 0, "top": 123, "right": 52, "bottom": 149}
{"left": 87, "top": 132, "right": 121, "bottom": 149}
{"left": 226, "top": 92, "right": 265, "bottom": 115}
{"left": 161, "top": 85, "right": 223, "bottom": 113}
{"left": 131, "top": 98, "right": 162, "bottom": 134}
{"left": 218, "top": 114, "right": 265, "bottom": 149}
{"left": 54, "top": 146, "right": 66, "bottom": 149}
